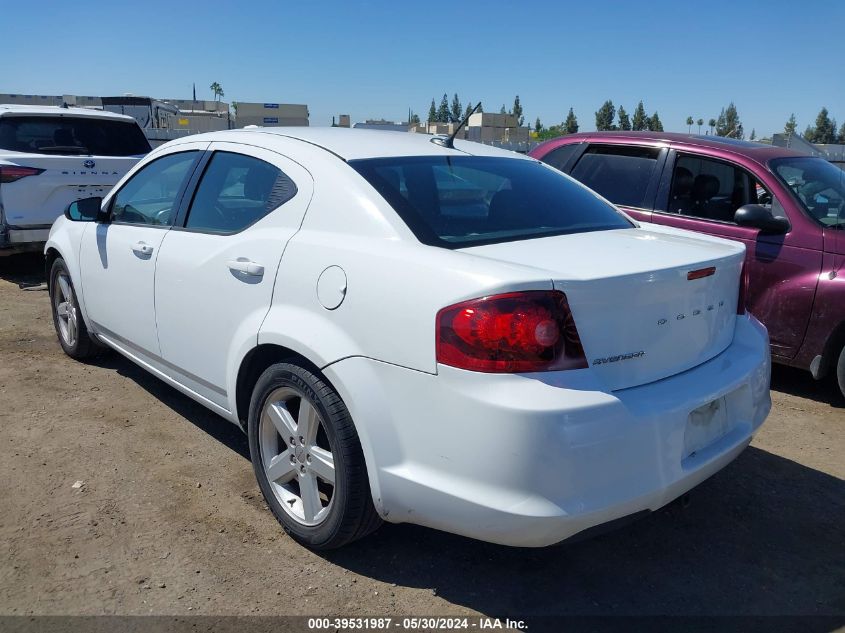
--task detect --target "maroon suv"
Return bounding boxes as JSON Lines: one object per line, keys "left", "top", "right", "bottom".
{"left": 531, "top": 132, "right": 845, "bottom": 398}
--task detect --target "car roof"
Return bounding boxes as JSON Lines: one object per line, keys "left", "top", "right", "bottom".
{"left": 0, "top": 104, "right": 137, "bottom": 122}
{"left": 171, "top": 126, "right": 531, "bottom": 161}
{"left": 536, "top": 131, "right": 810, "bottom": 163}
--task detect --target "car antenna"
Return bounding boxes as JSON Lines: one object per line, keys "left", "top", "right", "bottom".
{"left": 431, "top": 102, "right": 481, "bottom": 149}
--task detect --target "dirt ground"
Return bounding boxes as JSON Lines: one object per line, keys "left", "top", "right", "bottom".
{"left": 0, "top": 252, "right": 843, "bottom": 623}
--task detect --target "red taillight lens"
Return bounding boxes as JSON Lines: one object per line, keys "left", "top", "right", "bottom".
{"left": 436, "top": 290, "right": 588, "bottom": 373}
{"left": 0, "top": 166, "right": 45, "bottom": 184}
{"left": 737, "top": 261, "right": 749, "bottom": 315}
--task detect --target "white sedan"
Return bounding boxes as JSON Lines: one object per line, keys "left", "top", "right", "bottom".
{"left": 45, "top": 128, "right": 771, "bottom": 549}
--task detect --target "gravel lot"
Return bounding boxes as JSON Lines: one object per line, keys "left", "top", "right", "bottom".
{"left": 0, "top": 252, "right": 843, "bottom": 623}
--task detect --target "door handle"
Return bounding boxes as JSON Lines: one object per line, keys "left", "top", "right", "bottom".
{"left": 132, "top": 241, "right": 154, "bottom": 256}
{"left": 227, "top": 259, "right": 264, "bottom": 277}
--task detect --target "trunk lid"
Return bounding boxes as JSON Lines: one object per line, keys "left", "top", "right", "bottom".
{"left": 462, "top": 225, "right": 746, "bottom": 391}
{"left": 1, "top": 153, "right": 139, "bottom": 227}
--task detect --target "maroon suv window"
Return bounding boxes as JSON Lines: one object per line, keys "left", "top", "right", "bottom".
{"left": 569, "top": 145, "right": 661, "bottom": 209}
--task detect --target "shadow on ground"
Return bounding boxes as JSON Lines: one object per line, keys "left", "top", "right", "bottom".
{"left": 94, "top": 352, "right": 845, "bottom": 620}
{"left": 772, "top": 364, "right": 843, "bottom": 408}
{"left": 0, "top": 252, "right": 46, "bottom": 286}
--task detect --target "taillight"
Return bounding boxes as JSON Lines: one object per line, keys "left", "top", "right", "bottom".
{"left": 436, "top": 290, "right": 588, "bottom": 373}
{"left": 0, "top": 166, "right": 45, "bottom": 184}
{"left": 737, "top": 261, "right": 749, "bottom": 315}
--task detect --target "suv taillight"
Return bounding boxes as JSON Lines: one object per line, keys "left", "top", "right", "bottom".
{"left": 0, "top": 166, "right": 45, "bottom": 184}
{"left": 436, "top": 290, "right": 588, "bottom": 373}
{"left": 737, "top": 261, "right": 749, "bottom": 315}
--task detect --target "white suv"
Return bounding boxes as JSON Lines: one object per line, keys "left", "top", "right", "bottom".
{"left": 0, "top": 104, "right": 150, "bottom": 255}
{"left": 45, "top": 128, "right": 771, "bottom": 550}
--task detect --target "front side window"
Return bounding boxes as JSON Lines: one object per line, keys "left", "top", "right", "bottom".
{"left": 111, "top": 151, "right": 199, "bottom": 226}
{"left": 569, "top": 145, "right": 661, "bottom": 209}
{"left": 350, "top": 156, "right": 633, "bottom": 248}
{"left": 184, "top": 152, "right": 296, "bottom": 233}
{"left": 770, "top": 156, "right": 845, "bottom": 228}
{"left": 0, "top": 116, "right": 151, "bottom": 156}
{"left": 667, "top": 154, "right": 763, "bottom": 223}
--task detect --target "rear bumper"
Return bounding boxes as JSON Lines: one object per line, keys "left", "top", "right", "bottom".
{"left": 0, "top": 224, "right": 51, "bottom": 254}
{"left": 324, "top": 314, "right": 771, "bottom": 547}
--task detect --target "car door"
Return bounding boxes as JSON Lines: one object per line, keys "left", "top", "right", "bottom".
{"left": 564, "top": 143, "right": 667, "bottom": 223}
{"left": 78, "top": 144, "right": 206, "bottom": 358}
{"left": 153, "top": 142, "right": 313, "bottom": 410}
{"left": 650, "top": 150, "right": 823, "bottom": 359}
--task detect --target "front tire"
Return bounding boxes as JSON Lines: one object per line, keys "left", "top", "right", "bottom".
{"left": 49, "top": 258, "right": 105, "bottom": 360}
{"left": 836, "top": 345, "right": 845, "bottom": 401}
{"left": 247, "top": 362, "right": 381, "bottom": 549}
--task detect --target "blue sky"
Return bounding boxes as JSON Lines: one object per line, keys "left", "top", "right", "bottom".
{"left": 2, "top": 0, "right": 843, "bottom": 136}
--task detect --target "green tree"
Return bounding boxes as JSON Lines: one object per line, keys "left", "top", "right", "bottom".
{"left": 437, "top": 93, "right": 450, "bottom": 123}
{"left": 427, "top": 98, "right": 437, "bottom": 123}
{"left": 715, "top": 102, "right": 743, "bottom": 138}
{"left": 499, "top": 104, "right": 507, "bottom": 114}
{"left": 618, "top": 106, "right": 631, "bottom": 131}
{"left": 839, "top": 121, "right": 845, "bottom": 143}
{"left": 806, "top": 107, "right": 837, "bottom": 144}
{"left": 464, "top": 100, "right": 474, "bottom": 119}
{"left": 564, "top": 108, "right": 579, "bottom": 134}
{"left": 534, "top": 116, "right": 542, "bottom": 133}
{"left": 708, "top": 118, "right": 717, "bottom": 134}
{"left": 648, "top": 111, "right": 664, "bottom": 132}
{"left": 450, "top": 93, "right": 463, "bottom": 123}
{"left": 410, "top": 113, "right": 421, "bottom": 125}
{"left": 686, "top": 116, "right": 694, "bottom": 133}
{"left": 595, "top": 100, "right": 616, "bottom": 131}
{"left": 512, "top": 95, "right": 524, "bottom": 126}
{"left": 750, "top": 128, "right": 756, "bottom": 141}
{"left": 209, "top": 81, "right": 224, "bottom": 102}
{"left": 696, "top": 118, "right": 704, "bottom": 134}
{"left": 632, "top": 101, "right": 648, "bottom": 131}
{"left": 784, "top": 113, "right": 798, "bottom": 137}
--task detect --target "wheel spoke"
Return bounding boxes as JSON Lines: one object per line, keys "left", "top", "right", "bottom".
{"left": 265, "top": 449, "right": 296, "bottom": 483}
{"left": 299, "top": 472, "right": 321, "bottom": 522}
{"left": 309, "top": 446, "right": 335, "bottom": 484}
{"left": 266, "top": 403, "right": 297, "bottom": 439}
{"left": 67, "top": 313, "right": 77, "bottom": 342}
{"left": 57, "top": 276, "right": 71, "bottom": 302}
{"left": 297, "top": 399, "right": 319, "bottom": 444}
{"left": 57, "top": 302, "right": 69, "bottom": 317}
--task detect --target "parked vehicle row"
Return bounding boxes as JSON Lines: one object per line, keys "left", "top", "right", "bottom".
{"left": 530, "top": 133, "right": 845, "bottom": 398}
{"left": 46, "top": 128, "right": 771, "bottom": 549}
{"left": 0, "top": 104, "right": 149, "bottom": 255}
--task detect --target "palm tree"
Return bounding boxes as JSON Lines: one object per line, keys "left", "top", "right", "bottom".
{"left": 696, "top": 118, "right": 704, "bottom": 134}
{"left": 708, "top": 118, "right": 717, "bottom": 135}
{"left": 686, "top": 116, "right": 694, "bottom": 133}
{"left": 209, "top": 82, "right": 224, "bottom": 104}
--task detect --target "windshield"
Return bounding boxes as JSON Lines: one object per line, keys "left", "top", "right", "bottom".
{"left": 350, "top": 156, "right": 634, "bottom": 248}
{"left": 770, "top": 156, "right": 845, "bottom": 228}
{"left": 0, "top": 115, "right": 151, "bottom": 156}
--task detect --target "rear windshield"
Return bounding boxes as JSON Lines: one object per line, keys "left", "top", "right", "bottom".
{"left": 350, "top": 156, "right": 633, "bottom": 248}
{"left": 0, "top": 115, "right": 151, "bottom": 156}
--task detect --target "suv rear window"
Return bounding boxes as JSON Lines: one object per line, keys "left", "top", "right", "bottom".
{"left": 350, "top": 156, "right": 633, "bottom": 248}
{"left": 0, "top": 115, "right": 151, "bottom": 156}
{"left": 569, "top": 145, "right": 661, "bottom": 208}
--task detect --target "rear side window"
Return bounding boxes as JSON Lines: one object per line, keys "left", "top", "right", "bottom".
{"left": 184, "top": 152, "right": 296, "bottom": 234}
{"left": 350, "top": 156, "right": 633, "bottom": 248}
{"left": 0, "top": 115, "right": 151, "bottom": 156}
{"left": 539, "top": 143, "right": 582, "bottom": 172}
{"left": 112, "top": 152, "right": 199, "bottom": 226}
{"left": 570, "top": 145, "right": 660, "bottom": 209}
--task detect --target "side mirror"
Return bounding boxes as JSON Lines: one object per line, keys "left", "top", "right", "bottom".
{"left": 65, "top": 197, "right": 105, "bottom": 222}
{"left": 734, "top": 204, "right": 790, "bottom": 235}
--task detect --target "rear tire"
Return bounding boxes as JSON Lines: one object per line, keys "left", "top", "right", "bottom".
{"left": 49, "top": 258, "right": 106, "bottom": 360}
{"left": 247, "top": 361, "right": 381, "bottom": 550}
{"left": 836, "top": 345, "right": 845, "bottom": 401}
